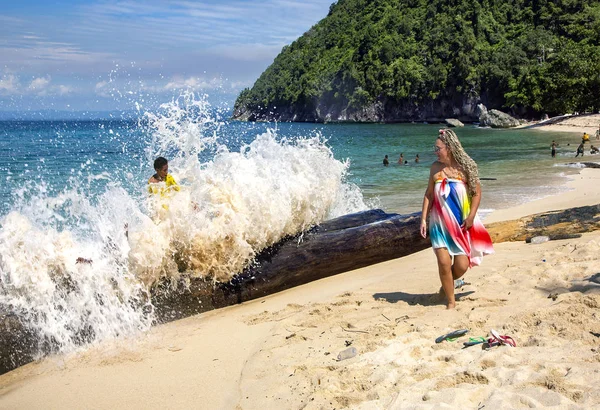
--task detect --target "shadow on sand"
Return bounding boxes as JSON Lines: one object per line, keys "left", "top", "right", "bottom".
{"left": 372, "top": 290, "right": 476, "bottom": 307}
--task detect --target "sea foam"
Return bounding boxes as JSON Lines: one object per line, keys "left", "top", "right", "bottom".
{"left": 0, "top": 93, "right": 367, "bottom": 353}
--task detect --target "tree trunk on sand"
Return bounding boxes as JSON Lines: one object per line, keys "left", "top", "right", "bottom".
{"left": 486, "top": 204, "right": 600, "bottom": 243}
{"left": 0, "top": 311, "right": 39, "bottom": 376}
{"left": 153, "top": 204, "right": 600, "bottom": 322}
{"left": 151, "top": 209, "right": 429, "bottom": 321}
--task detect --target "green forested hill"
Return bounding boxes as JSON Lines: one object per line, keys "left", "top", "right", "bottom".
{"left": 233, "top": 0, "right": 600, "bottom": 123}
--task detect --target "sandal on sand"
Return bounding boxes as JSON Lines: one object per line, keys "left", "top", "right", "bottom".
{"left": 454, "top": 279, "right": 469, "bottom": 289}
{"left": 483, "top": 338, "right": 500, "bottom": 349}
{"left": 463, "top": 336, "right": 487, "bottom": 348}
{"left": 435, "top": 329, "right": 469, "bottom": 343}
{"left": 490, "top": 329, "right": 516, "bottom": 347}
{"left": 439, "top": 279, "right": 471, "bottom": 296}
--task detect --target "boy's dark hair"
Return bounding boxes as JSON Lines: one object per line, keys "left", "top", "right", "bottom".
{"left": 154, "top": 157, "right": 168, "bottom": 170}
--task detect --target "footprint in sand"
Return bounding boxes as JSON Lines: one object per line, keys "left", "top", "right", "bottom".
{"left": 244, "top": 303, "right": 306, "bottom": 325}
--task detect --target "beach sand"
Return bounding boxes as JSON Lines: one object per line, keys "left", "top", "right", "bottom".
{"left": 527, "top": 113, "right": 600, "bottom": 136}
{"left": 1, "top": 162, "right": 599, "bottom": 407}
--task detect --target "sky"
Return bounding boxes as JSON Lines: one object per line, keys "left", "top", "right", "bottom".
{"left": 0, "top": 0, "right": 334, "bottom": 115}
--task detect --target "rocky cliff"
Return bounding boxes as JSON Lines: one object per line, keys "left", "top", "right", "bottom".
{"left": 232, "top": 0, "right": 600, "bottom": 124}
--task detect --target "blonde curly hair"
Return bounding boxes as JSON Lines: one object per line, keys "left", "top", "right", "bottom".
{"left": 438, "top": 128, "right": 479, "bottom": 196}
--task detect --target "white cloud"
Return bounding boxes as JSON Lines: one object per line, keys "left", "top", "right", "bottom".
{"left": 0, "top": 0, "right": 334, "bottom": 109}
{"left": 0, "top": 74, "right": 21, "bottom": 95}
{"left": 95, "top": 80, "right": 109, "bottom": 90}
{"left": 94, "top": 80, "right": 113, "bottom": 97}
{"left": 163, "top": 76, "right": 219, "bottom": 90}
{"left": 0, "top": 72, "right": 74, "bottom": 96}
{"left": 57, "top": 85, "right": 74, "bottom": 95}
{"left": 29, "top": 76, "right": 51, "bottom": 92}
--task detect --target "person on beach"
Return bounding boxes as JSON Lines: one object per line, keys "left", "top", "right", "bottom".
{"left": 590, "top": 145, "right": 599, "bottom": 154}
{"left": 383, "top": 155, "right": 390, "bottom": 166}
{"left": 415, "top": 154, "right": 420, "bottom": 163}
{"left": 420, "top": 129, "right": 494, "bottom": 309}
{"left": 575, "top": 143, "right": 585, "bottom": 157}
{"left": 551, "top": 140, "right": 557, "bottom": 158}
{"left": 398, "top": 153, "right": 404, "bottom": 164}
{"left": 596, "top": 124, "right": 600, "bottom": 140}
{"left": 582, "top": 132, "right": 590, "bottom": 143}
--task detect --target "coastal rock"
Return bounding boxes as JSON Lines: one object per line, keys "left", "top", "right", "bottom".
{"left": 445, "top": 118, "right": 464, "bottom": 127}
{"left": 234, "top": 94, "right": 485, "bottom": 124}
{"left": 479, "top": 109, "right": 520, "bottom": 128}
{"left": 476, "top": 103, "right": 488, "bottom": 118}
{"left": 573, "top": 162, "right": 600, "bottom": 169}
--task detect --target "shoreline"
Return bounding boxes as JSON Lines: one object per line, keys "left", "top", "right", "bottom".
{"left": 1, "top": 168, "right": 599, "bottom": 408}
{"left": 521, "top": 112, "right": 600, "bottom": 136}
{"left": 485, "top": 166, "right": 600, "bottom": 223}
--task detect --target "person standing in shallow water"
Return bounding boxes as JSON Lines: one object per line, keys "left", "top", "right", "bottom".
{"left": 383, "top": 155, "right": 389, "bottom": 166}
{"left": 420, "top": 129, "right": 494, "bottom": 309}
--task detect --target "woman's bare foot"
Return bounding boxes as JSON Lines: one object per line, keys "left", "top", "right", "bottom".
{"left": 446, "top": 301, "right": 456, "bottom": 309}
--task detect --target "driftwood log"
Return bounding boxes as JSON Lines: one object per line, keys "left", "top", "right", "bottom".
{"left": 487, "top": 204, "right": 600, "bottom": 243}
{"left": 2, "top": 205, "right": 599, "bottom": 375}
{"left": 152, "top": 209, "right": 429, "bottom": 321}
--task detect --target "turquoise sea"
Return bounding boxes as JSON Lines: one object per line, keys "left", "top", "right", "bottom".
{"left": 0, "top": 114, "right": 585, "bottom": 217}
{"left": 0, "top": 94, "right": 589, "bottom": 357}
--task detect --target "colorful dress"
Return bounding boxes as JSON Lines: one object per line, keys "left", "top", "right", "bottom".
{"left": 429, "top": 178, "right": 494, "bottom": 267}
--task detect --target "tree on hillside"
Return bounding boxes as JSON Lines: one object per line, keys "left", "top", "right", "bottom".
{"left": 234, "top": 0, "right": 600, "bottom": 122}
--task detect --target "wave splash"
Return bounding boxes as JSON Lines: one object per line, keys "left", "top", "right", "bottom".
{"left": 0, "top": 93, "right": 368, "bottom": 353}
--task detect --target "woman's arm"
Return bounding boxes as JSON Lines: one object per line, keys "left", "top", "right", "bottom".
{"left": 462, "top": 182, "right": 482, "bottom": 230}
{"left": 420, "top": 167, "right": 435, "bottom": 238}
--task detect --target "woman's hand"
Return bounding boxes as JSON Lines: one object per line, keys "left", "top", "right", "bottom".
{"left": 461, "top": 215, "right": 474, "bottom": 231}
{"left": 420, "top": 219, "right": 427, "bottom": 238}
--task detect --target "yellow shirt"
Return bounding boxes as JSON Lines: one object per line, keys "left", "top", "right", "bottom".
{"left": 148, "top": 174, "right": 180, "bottom": 197}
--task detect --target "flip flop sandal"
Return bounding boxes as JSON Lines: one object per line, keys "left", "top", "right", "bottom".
{"left": 490, "top": 329, "right": 517, "bottom": 347}
{"left": 483, "top": 338, "right": 501, "bottom": 349}
{"left": 454, "top": 279, "right": 470, "bottom": 289}
{"left": 463, "top": 336, "right": 487, "bottom": 347}
{"left": 435, "top": 329, "right": 469, "bottom": 343}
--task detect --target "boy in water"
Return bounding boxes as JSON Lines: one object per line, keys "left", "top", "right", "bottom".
{"left": 148, "top": 157, "right": 180, "bottom": 195}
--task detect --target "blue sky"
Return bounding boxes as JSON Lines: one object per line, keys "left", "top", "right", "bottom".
{"left": 0, "top": 0, "right": 334, "bottom": 114}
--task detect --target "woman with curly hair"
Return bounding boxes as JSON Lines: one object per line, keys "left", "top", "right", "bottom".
{"left": 420, "top": 129, "right": 494, "bottom": 309}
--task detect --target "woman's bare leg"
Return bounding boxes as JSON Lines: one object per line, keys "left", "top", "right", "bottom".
{"left": 452, "top": 255, "right": 469, "bottom": 280}
{"left": 434, "top": 248, "right": 455, "bottom": 309}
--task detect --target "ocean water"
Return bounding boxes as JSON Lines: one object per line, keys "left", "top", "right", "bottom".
{"left": 0, "top": 93, "right": 587, "bottom": 356}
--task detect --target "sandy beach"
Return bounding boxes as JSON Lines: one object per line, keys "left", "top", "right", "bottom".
{"left": 1, "top": 122, "right": 600, "bottom": 409}
{"left": 527, "top": 113, "right": 600, "bottom": 136}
